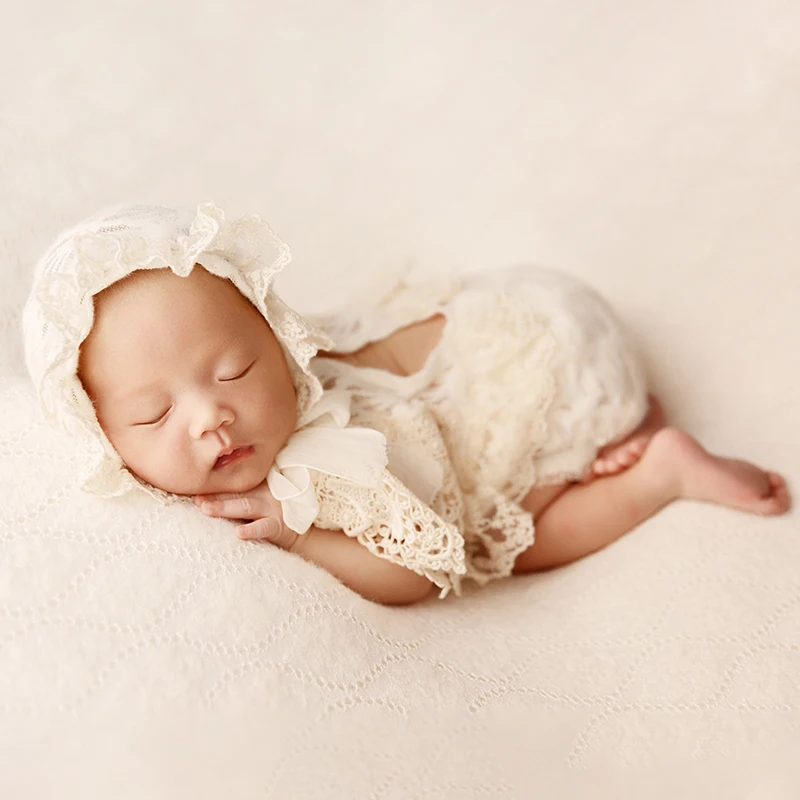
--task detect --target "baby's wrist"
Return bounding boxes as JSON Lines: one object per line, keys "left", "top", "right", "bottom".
{"left": 289, "top": 525, "right": 313, "bottom": 555}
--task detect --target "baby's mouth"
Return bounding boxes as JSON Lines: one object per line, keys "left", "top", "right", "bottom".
{"left": 213, "top": 445, "right": 255, "bottom": 470}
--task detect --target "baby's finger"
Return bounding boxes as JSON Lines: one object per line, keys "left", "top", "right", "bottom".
{"left": 193, "top": 491, "right": 244, "bottom": 504}
{"left": 237, "top": 518, "right": 299, "bottom": 551}
{"left": 198, "top": 495, "right": 265, "bottom": 520}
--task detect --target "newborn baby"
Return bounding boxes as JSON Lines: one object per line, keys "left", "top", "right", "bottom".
{"left": 24, "top": 204, "right": 791, "bottom": 605}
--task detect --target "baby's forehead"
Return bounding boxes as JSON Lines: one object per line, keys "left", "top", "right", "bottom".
{"left": 86, "top": 266, "right": 263, "bottom": 359}
{"left": 94, "top": 265, "right": 251, "bottom": 318}
{"left": 81, "top": 266, "right": 263, "bottom": 378}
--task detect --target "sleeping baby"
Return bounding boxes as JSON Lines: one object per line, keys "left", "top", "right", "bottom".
{"left": 22, "top": 203, "right": 791, "bottom": 605}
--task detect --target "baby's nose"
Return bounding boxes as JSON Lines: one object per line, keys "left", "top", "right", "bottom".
{"left": 189, "top": 399, "right": 235, "bottom": 440}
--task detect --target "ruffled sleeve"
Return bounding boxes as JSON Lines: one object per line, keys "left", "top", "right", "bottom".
{"left": 311, "top": 467, "right": 467, "bottom": 598}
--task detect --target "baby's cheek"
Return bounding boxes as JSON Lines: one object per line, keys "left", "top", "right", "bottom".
{"left": 119, "top": 429, "right": 196, "bottom": 494}
{"left": 160, "top": 431, "right": 205, "bottom": 489}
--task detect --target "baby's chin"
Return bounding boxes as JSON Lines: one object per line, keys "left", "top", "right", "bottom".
{"left": 136, "top": 463, "right": 270, "bottom": 498}
{"left": 194, "top": 467, "right": 269, "bottom": 497}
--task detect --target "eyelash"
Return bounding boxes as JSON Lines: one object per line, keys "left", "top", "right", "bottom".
{"left": 138, "top": 406, "right": 172, "bottom": 427}
{"left": 220, "top": 361, "right": 255, "bottom": 382}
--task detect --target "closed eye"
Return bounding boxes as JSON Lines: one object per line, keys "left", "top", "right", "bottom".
{"left": 134, "top": 406, "right": 172, "bottom": 426}
{"left": 221, "top": 360, "right": 256, "bottom": 382}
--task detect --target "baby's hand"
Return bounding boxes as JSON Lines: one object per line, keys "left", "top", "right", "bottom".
{"left": 193, "top": 482, "right": 300, "bottom": 551}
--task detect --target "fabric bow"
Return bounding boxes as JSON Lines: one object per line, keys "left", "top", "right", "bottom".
{"left": 267, "top": 389, "right": 388, "bottom": 533}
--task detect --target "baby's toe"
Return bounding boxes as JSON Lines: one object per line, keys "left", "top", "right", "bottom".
{"left": 756, "top": 497, "right": 785, "bottom": 516}
{"left": 752, "top": 473, "right": 789, "bottom": 515}
{"left": 609, "top": 459, "right": 626, "bottom": 474}
{"left": 767, "top": 471, "right": 786, "bottom": 490}
{"left": 767, "top": 472, "right": 791, "bottom": 513}
{"left": 597, "top": 457, "right": 619, "bottom": 475}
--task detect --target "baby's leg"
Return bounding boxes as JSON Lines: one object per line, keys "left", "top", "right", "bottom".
{"left": 515, "top": 483, "right": 570, "bottom": 518}
{"left": 513, "top": 427, "right": 790, "bottom": 574}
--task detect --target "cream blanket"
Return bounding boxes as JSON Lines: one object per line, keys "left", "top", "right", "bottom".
{"left": 1, "top": 1, "right": 798, "bottom": 797}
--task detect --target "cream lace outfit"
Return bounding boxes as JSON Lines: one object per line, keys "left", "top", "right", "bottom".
{"left": 310, "top": 264, "right": 649, "bottom": 597}
{"left": 23, "top": 204, "right": 648, "bottom": 600}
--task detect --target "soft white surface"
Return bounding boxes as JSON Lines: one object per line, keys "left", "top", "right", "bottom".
{"left": 1, "top": 1, "right": 799, "bottom": 797}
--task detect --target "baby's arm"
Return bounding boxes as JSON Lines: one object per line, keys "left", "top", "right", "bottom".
{"left": 296, "top": 524, "right": 433, "bottom": 605}
{"left": 194, "top": 487, "right": 433, "bottom": 606}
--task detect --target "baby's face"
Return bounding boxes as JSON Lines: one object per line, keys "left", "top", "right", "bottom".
{"left": 79, "top": 267, "right": 297, "bottom": 496}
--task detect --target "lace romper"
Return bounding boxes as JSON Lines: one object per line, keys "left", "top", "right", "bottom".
{"left": 307, "top": 265, "right": 649, "bottom": 598}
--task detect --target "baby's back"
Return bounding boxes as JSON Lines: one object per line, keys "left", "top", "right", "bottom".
{"left": 326, "top": 314, "right": 447, "bottom": 378}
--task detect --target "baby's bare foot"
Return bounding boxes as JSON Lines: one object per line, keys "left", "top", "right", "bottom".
{"left": 590, "top": 394, "right": 666, "bottom": 479}
{"left": 645, "top": 428, "right": 791, "bottom": 516}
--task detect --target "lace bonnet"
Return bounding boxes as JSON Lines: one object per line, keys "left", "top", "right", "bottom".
{"left": 22, "top": 202, "right": 336, "bottom": 500}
